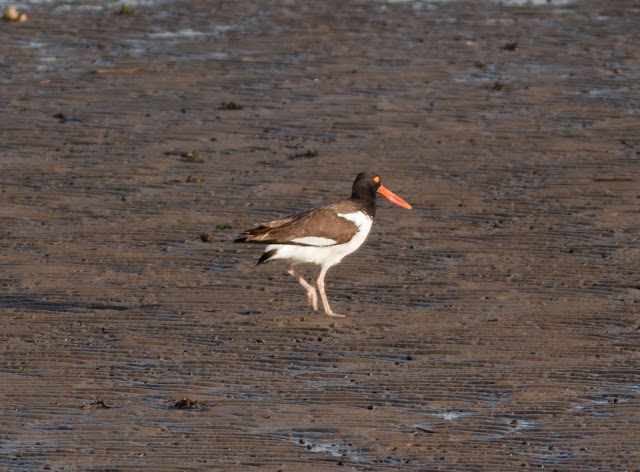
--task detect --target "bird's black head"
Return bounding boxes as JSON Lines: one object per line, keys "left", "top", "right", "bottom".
{"left": 351, "top": 172, "right": 382, "bottom": 216}
{"left": 352, "top": 172, "right": 381, "bottom": 198}
{"left": 350, "top": 172, "right": 412, "bottom": 217}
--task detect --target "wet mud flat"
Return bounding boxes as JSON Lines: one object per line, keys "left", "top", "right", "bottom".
{"left": 1, "top": 0, "right": 639, "bottom": 470}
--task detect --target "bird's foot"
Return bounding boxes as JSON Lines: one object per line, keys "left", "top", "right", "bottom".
{"left": 325, "top": 311, "right": 345, "bottom": 318}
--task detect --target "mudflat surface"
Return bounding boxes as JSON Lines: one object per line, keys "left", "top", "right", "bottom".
{"left": 1, "top": 0, "right": 639, "bottom": 470}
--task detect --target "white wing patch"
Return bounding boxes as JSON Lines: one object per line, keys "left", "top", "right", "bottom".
{"left": 291, "top": 236, "right": 337, "bottom": 247}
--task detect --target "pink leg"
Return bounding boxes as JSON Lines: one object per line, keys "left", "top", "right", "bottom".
{"left": 316, "top": 266, "right": 345, "bottom": 318}
{"left": 286, "top": 265, "right": 318, "bottom": 311}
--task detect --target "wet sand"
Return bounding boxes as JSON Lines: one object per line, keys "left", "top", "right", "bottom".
{"left": 1, "top": 0, "right": 639, "bottom": 470}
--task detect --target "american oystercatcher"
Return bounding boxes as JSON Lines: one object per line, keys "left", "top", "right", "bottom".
{"left": 234, "top": 172, "right": 412, "bottom": 317}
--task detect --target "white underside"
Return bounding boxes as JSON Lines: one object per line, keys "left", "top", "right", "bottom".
{"left": 265, "top": 211, "right": 373, "bottom": 269}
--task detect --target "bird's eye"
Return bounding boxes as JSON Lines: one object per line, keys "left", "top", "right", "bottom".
{"left": 373, "top": 176, "right": 380, "bottom": 183}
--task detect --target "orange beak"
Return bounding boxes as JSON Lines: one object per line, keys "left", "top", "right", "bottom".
{"left": 377, "top": 184, "right": 412, "bottom": 210}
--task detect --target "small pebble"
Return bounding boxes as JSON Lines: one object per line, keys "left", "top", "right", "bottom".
{"left": 173, "top": 398, "right": 198, "bottom": 409}
{"left": 3, "top": 7, "right": 19, "bottom": 21}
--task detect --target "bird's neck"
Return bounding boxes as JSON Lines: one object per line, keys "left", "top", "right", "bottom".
{"left": 350, "top": 195, "right": 376, "bottom": 218}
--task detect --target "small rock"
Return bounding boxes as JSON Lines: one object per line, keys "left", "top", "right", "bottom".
{"left": 217, "top": 101, "right": 243, "bottom": 110}
{"left": 289, "top": 148, "right": 319, "bottom": 160}
{"left": 3, "top": 7, "right": 19, "bottom": 21}
{"left": 186, "top": 175, "right": 202, "bottom": 183}
{"left": 181, "top": 152, "right": 199, "bottom": 162}
{"left": 173, "top": 398, "right": 198, "bottom": 409}
{"left": 83, "top": 398, "right": 111, "bottom": 409}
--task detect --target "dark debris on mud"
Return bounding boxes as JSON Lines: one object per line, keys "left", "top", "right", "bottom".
{"left": 171, "top": 398, "right": 203, "bottom": 410}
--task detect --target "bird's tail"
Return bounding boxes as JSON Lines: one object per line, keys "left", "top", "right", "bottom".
{"left": 257, "top": 249, "right": 277, "bottom": 265}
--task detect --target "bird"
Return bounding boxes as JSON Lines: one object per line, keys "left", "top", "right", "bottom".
{"left": 234, "top": 172, "right": 412, "bottom": 317}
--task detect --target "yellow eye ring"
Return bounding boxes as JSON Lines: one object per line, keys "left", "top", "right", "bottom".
{"left": 373, "top": 176, "right": 380, "bottom": 183}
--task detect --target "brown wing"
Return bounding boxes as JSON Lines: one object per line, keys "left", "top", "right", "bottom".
{"left": 235, "top": 202, "right": 360, "bottom": 246}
